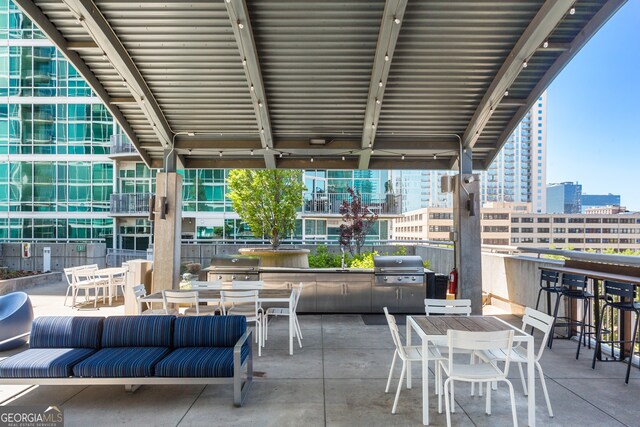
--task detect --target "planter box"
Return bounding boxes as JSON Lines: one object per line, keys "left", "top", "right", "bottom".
{"left": 0, "top": 272, "right": 62, "bottom": 296}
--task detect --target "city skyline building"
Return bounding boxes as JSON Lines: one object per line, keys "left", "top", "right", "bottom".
{"left": 546, "top": 182, "right": 583, "bottom": 214}
{"left": 581, "top": 193, "right": 622, "bottom": 212}
{"left": 393, "top": 92, "right": 547, "bottom": 214}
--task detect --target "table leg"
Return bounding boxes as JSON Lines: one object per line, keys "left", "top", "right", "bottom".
{"left": 422, "top": 337, "right": 430, "bottom": 425}
{"left": 289, "top": 295, "right": 294, "bottom": 355}
{"left": 593, "top": 278, "right": 601, "bottom": 360}
{"left": 407, "top": 319, "right": 412, "bottom": 389}
{"left": 527, "top": 336, "right": 535, "bottom": 427}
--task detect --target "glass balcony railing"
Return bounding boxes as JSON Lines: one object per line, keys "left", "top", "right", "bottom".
{"left": 302, "top": 192, "right": 402, "bottom": 216}
{"left": 110, "top": 193, "right": 151, "bottom": 215}
{"left": 109, "top": 134, "right": 138, "bottom": 155}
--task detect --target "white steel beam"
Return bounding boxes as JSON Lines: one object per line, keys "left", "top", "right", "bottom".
{"left": 12, "top": 0, "right": 152, "bottom": 166}
{"left": 358, "top": 0, "right": 408, "bottom": 170}
{"left": 462, "top": 0, "right": 574, "bottom": 150}
{"left": 224, "top": 0, "right": 276, "bottom": 169}
{"left": 63, "top": 0, "right": 173, "bottom": 148}
{"left": 483, "top": 0, "right": 628, "bottom": 168}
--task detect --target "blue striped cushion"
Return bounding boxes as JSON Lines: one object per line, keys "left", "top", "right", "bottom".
{"left": 101, "top": 315, "right": 175, "bottom": 348}
{"left": 0, "top": 348, "right": 96, "bottom": 378}
{"left": 30, "top": 317, "right": 104, "bottom": 349}
{"left": 173, "top": 316, "right": 246, "bottom": 348}
{"left": 73, "top": 347, "right": 170, "bottom": 377}
{"left": 154, "top": 345, "right": 250, "bottom": 378}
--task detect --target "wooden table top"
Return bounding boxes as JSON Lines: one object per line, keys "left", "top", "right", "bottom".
{"left": 410, "top": 315, "right": 528, "bottom": 338}
{"left": 539, "top": 265, "right": 640, "bottom": 285}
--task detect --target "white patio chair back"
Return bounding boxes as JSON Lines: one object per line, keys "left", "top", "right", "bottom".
{"left": 383, "top": 307, "right": 407, "bottom": 359}
{"left": 163, "top": 290, "right": 199, "bottom": 314}
{"left": 221, "top": 290, "right": 260, "bottom": 318}
{"left": 232, "top": 280, "right": 264, "bottom": 289}
{"left": 292, "top": 282, "right": 304, "bottom": 312}
{"left": 447, "top": 329, "right": 514, "bottom": 376}
{"left": 133, "top": 284, "right": 146, "bottom": 300}
{"left": 63, "top": 267, "right": 77, "bottom": 286}
{"left": 521, "top": 307, "right": 554, "bottom": 361}
{"left": 425, "top": 298, "right": 471, "bottom": 316}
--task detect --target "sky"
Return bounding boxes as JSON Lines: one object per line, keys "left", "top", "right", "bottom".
{"left": 546, "top": 1, "right": 640, "bottom": 210}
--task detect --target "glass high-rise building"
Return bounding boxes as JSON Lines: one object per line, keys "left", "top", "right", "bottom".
{"left": 0, "top": 0, "right": 397, "bottom": 249}
{"left": 393, "top": 92, "right": 547, "bottom": 213}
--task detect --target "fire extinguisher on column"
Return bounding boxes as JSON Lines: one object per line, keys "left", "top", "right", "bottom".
{"left": 448, "top": 267, "right": 458, "bottom": 295}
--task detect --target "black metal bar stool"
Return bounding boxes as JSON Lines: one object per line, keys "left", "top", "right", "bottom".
{"left": 591, "top": 280, "right": 640, "bottom": 384}
{"left": 534, "top": 270, "right": 561, "bottom": 315}
{"left": 549, "top": 273, "right": 595, "bottom": 359}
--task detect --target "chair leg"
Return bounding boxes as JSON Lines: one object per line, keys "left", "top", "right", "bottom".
{"left": 485, "top": 381, "right": 491, "bottom": 415}
{"left": 549, "top": 292, "right": 563, "bottom": 349}
{"left": 592, "top": 304, "right": 607, "bottom": 370}
{"left": 438, "top": 363, "right": 443, "bottom": 414}
{"left": 392, "top": 361, "right": 406, "bottom": 414}
{"left": 385, "top": 350, "right": 398, "bottom": 393}
{"left": 450, "top": 378, "right": 455, "bottom": 413}
{"left": 295, "top": 315, "right": 303, "bottom": 342}
{"left": 470, "top": 353, "right": 475, "bottom": 396}
{"left": 576, "top": 298, "right": 589, "bottom": 360}
{"left": 257, "top": 320, "right": 262, "bottom": 357}
{"left": 444, "top": 378, "right": 452, "bottom": 427}
{"left": 505, "top": 379, "right": 518, "bottom": 427}
{"left": 532, "top": 287, "right": 544, "bottom": 334}
{"left": 537, "top": 361, "right": 553, "bottom": 417}
{"left": 517, "top": 362, "right": 528, "bottom": 396}
{"left": 64, "top": 285, "right": 72, "bottom": 306}
{"left": 625, "top": 312, "right": 640, "bottom": 384}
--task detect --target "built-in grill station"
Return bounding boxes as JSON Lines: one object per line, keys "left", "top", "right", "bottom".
{"left": 374, "top": 256, "right": 426, "bottom": 285}
{"left": 371, "top": 255, "right": 431, "bottom": 313}
{"left": 202, "top": 255, "right": 260, "bottom": 283}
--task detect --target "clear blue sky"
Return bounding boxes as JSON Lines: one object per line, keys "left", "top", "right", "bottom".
{"left": 546, "top": 1, "right": 640, "bottom": 210}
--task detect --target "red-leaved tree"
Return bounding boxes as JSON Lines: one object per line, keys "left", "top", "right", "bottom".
{"left": 338, "top": 187, "right": 378, "bottom": 255}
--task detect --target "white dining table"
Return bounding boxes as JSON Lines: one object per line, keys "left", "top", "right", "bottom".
{"left": 94, "top": 267, "right": 127, "bottom": 305}
{"left": 141, "top": 288, "right": 296, "bottom": 355}
{"left": 406, "top": 315, "right": 536, "bottom": 426}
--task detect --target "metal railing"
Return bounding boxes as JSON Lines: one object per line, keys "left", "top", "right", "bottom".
{"left": 302, "top": 192, "right": 402, "bottom": 215}
{"left": 109, "top": 134, "right": 138, "bottom": 155}
{"left": 110, "top": 193, "right": 151, "bottom": 215}
{"left": 106, "top": 248, "right": 151, "bottom": 267}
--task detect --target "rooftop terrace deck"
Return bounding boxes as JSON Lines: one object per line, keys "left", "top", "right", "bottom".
{"left": 1, "top": 280, "right": 638, "bottom": 426}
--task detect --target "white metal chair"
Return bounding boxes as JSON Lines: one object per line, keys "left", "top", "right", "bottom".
{"left": 425, "top": 298, "right": 472, "bottom": 316}
{"left": 476, "top": 307, "right": 555, "bottom": 417}
{"left": 232, "top": 280, "right": 264, "bottom": 289}
{"left": 133, "top": 285, "right": 178, "bottom": 315}
{"left": 383, "top": 307, "right": 444, "bottom": 414}
{"left": 438, "top": 329, "right": 518, "bottom": 427}
{"left": 63, "top": 267, "right": 78, "bottom": 306}
{"left": 221, "top": 290, "right": 264, "bottom": 356}
{"left": 162, "top": 290, "right": 217, "bottom": 316}
{"left": 71, "top": 267, "right": 109, "bottom": 308}
{"left": 263, "top": 283, "right": 303, "bottom": 348}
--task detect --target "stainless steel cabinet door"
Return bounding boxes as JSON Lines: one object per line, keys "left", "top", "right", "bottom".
{"left": 371, "top": 286, "right": 399, "bottom": 313}
{"left": 397, "top": 285, "right": 426, "bottom": 313}
{"left": 260, "top": 273, "right": 316, "bottom": 312}
{"left": 315, "top": 278, "right": 371, "bottom": 313}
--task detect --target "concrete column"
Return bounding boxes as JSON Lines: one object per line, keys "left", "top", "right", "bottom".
{"left": 152, "top": 172, "right": 182, "bottom": 293}
{"left": 453, "top": 148, "right": 483, "bottom": 314}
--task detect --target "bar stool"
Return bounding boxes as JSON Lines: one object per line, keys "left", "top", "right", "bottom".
{"left": 591, "top": 280, "right": 640, "bottom": 383}
{"left": 533, "top": 270, "right": 561, "bottom": 316}
{"left": 549, "top": 273, "right": 594, "bottom": 359}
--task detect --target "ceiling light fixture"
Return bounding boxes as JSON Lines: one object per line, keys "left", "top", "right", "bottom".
{"left": 310, "top": 157, "right": 314, "bottom": 163}
{"left": 401, "top": 154, "right": 405, "bottom": 160}
{"left": 187, "top": 132, "right": 195, "bottom": 136}
{"left": 376, "top": 98, "right": 381, "bottom": 105}
{"left": 341, "top": 155, "right": 345, "bottom": 161}
{"left": 569, "top": 7, "right": 576, "bottom": 15}
{"left": 433, "top": 154, "right": 437, "bottom": 160}
{"left": 394, "top": 17, "right": 401, "bottom": 24}
{"left": 258, "top": 101, "right": 263, "bottom": 108}
{"left": 265, "top": 146, "right": 269, "bottom": 151}
{"left": 504, "top": 89, "right": 509, "bottom": 97}
{"left": 371, "top": 123, "right": 376, "bottom": 129}
{"left": 261, "top": 127, "right": 265, "bottom": 134}
{"left": 250, "top": 149, "right": 254, "bottom": 156}
{"left": 237, "top": 20, "right": 244, "bottom": 29}
{"left": 378, "top": 81, "right": 383, "bottom": 88}
{"left": 242, "top": 58, "right": 247, "bottom": 66}
{"left": 543, "top": 40, "right": 549, "bottom": 49}
{"left": 523, "top": 60, "right": 528, "bottom": 68}
{"left": 384, "top": 54, "right": 389, "bottom": 62}
{"left": 250, "top": 85, "right": 254, "bottom": 91}
{"left": 279, "top": 153, "right": 283, "bottom": 158}
{"left": 219, "top": 151, "right": 223, "bottom": 157}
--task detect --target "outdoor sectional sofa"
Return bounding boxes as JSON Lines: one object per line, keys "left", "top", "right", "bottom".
{"left": 0, "top": 314, "right": 253, "bottom": 406}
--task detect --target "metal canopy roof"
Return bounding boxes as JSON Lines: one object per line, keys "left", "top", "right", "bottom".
{"left": 16, "top": 0, "right": 625, "bottom": 170}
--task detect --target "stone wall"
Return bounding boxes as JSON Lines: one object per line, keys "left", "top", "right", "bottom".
{"left": 0, "top": 272, "right": 63, "bottom": 296}
{"left": 0, "top": 243, "right": 107, "bottom": 272}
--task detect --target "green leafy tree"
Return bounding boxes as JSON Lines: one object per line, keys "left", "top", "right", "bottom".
{"left": 227, "top": 169, "right": 305, "bottom": 248}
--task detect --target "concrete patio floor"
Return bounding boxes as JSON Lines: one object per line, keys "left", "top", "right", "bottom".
{"left": 1, "top": 280, "right": 639, "bottom": 426}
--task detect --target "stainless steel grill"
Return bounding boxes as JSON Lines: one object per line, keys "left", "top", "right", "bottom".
{"left": 203, "top": 255, "right": 260, "bottom": 283}
{"left": 373, "top": 256, "right": 425, "bottom": 285}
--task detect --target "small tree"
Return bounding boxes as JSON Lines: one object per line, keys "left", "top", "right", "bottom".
{"left": 227, "top": 170, "right": 305, "bottom": 248}
{"left": 338, "top": 187, "right": 378, "bottom": 255}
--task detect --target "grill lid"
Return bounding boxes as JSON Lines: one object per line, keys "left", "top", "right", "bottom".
{"left": 208, "top": 255, "right": 260, "bottom": 269}
{"left": 374, "top": 256, "right": 424, "bottom": 273}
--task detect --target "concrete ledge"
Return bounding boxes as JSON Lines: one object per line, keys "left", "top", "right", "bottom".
{"left": 0, "top": 272, "right": 63, "bottom": 296}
